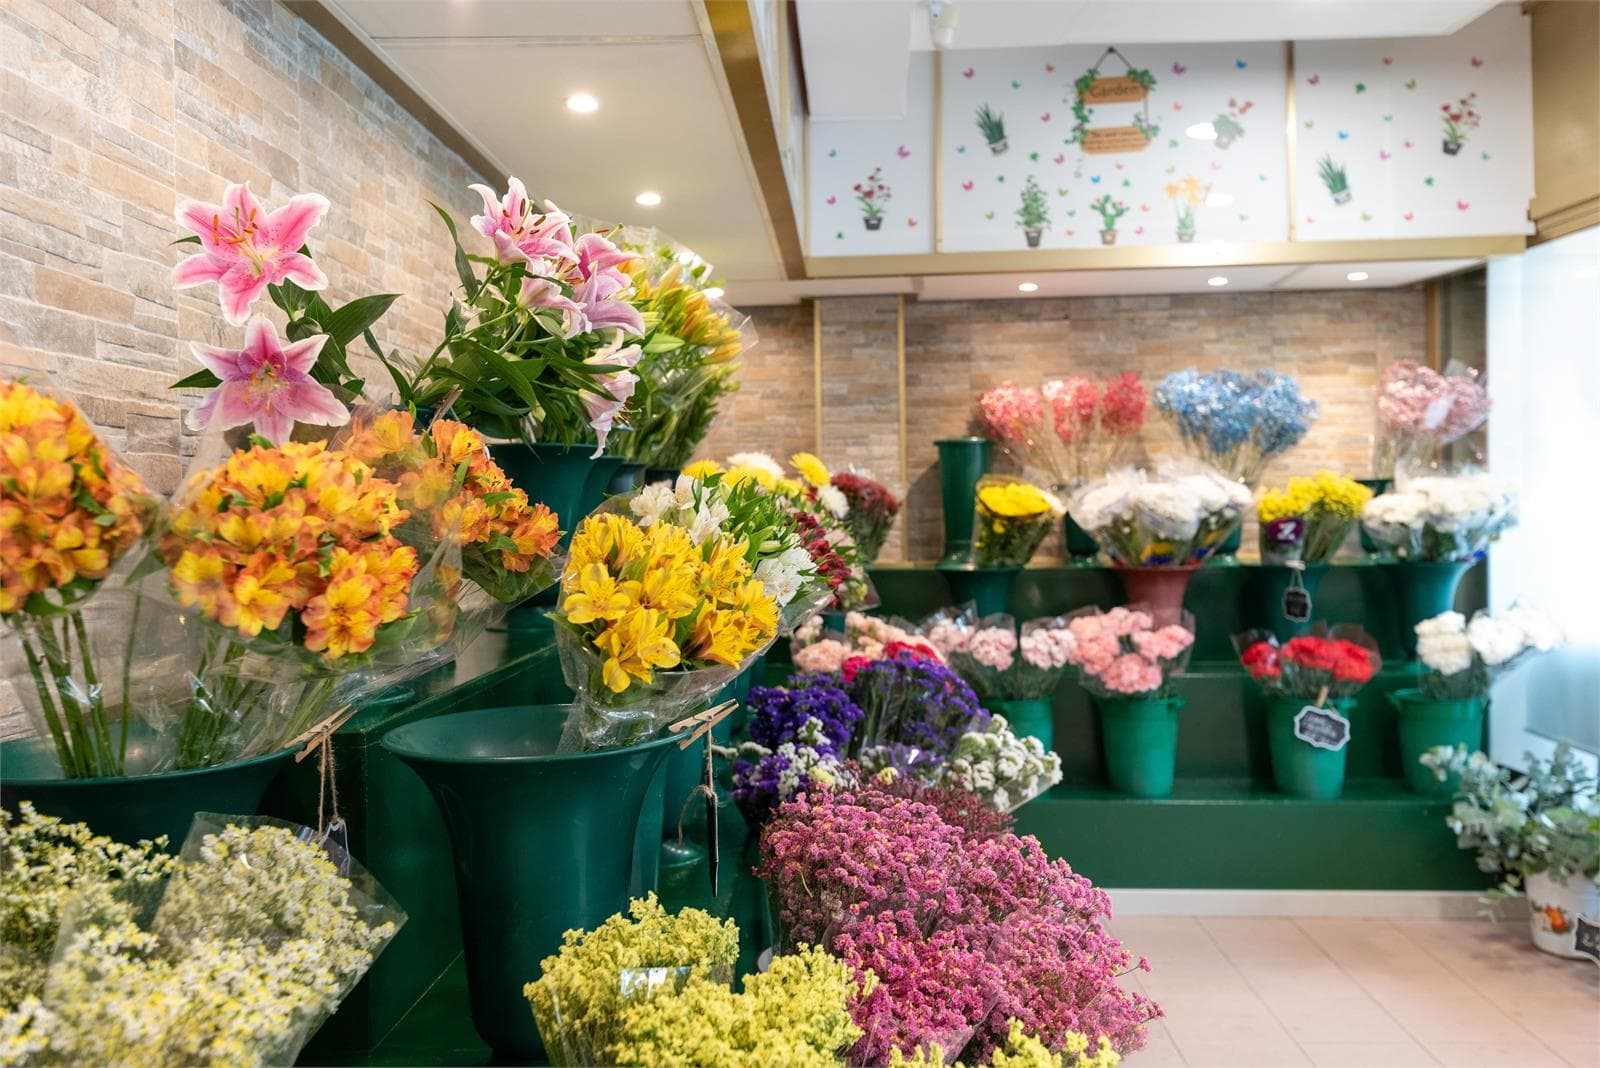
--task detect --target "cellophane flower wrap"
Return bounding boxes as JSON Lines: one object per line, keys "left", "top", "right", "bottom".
{"left": 552, "top": 511, "right": 779, "bottom": 749}
{"left": 1152, "top": 369, "right": 1318, "bottom": 485}
{"left": 1414, "top": 606, "right": 1562, "bottom": 700}
{"left": 1064, "top": 606, "right": 1195, "bottom": 699}
{"left": 972, "top": 476, "right": 1064, "bottom": 568}
{"left": 756, "top": 780, "right": 1159, "bottom": 1063}
{"left": 1375, "top": 359, "right": 1490, "bottom": 476}
{"left": 1068, "top": 466, "right": 1249, "bottom": 566}
{"left": 523, "top": 894, "right": 739, "bottom": 1067}
{"left": 1256, "top": 471, "right": 1373, "bottom": 564}
{"left": 11, "top": 813, "right": 402, "bottom": 1067}
{"left": 1360, "top": 472, "right": 1516, "bottom": 561}
{"left": 0, "top": 379, "right": 161, "bottom": 779}
{"left": 976, "top": 376, "right": 1147, "bottom": 492}
{"left": 831, "top": 469, "right": 901, "bottom": 565}
{"left": 1233, "top": 624, "right": 1381, "bottom": 702}
{"left": 157, "top": 431, "right": 463, "bottom": 768}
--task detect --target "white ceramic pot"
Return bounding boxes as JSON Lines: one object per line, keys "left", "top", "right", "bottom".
{"left": 1524, "top": 870, "right": 1600, "bottom": 958}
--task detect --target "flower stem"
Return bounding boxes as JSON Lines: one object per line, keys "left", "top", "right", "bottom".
{"left": 19, "top": 635, "right": 76, "bottom": 776}
{"left": 118, "top": 590, "right": 143, "bottom": 769}
{"left": 34, "top": 620, "right": 96, "bottom": 777}
{"left": 71, "top": 611, "right": 118, "bottom": 776}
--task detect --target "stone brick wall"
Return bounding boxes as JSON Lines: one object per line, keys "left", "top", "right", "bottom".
{"left": 0, "top": 0, "right": 487, "bottom": 493}
{"left": 704, "top": 289, "right": 1428, "bottom": 563}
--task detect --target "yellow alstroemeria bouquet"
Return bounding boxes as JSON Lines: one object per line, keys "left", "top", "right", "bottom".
{"left": 1257, "top": 471, "right": 1373, "bottom": 564}
{"left": 973, "top": 476, "right": 1065, "bottom": 568}
{"left": 552, "top": 511, "right": 779, "bottom": 749}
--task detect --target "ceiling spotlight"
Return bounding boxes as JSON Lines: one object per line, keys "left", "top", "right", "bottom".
{"left": 634, "top": 191, "right": 662, "bottom": 207}
{"left": 565, "top": 92, "right": 599, "bottom": 114}
{"left": 1205, "top": 191, "right": 1234, "bottom": 208}
{"left": 929, "top": 0, "right": 958, "bottom": 49}
{"left": 1185, "top": 122, "right": 1218, "bottom": 141}
{"left": 704, "top": 287, "right": 725, "bottom": 300}
{"left": 1017, "top": 281, "right": 1039, "bottom": 293}
{"left": 1346, "top": 270, "right": 1369, "bottom": 282}
{"left": 1207, "top": 276, "right": 1229, "bottom": 287}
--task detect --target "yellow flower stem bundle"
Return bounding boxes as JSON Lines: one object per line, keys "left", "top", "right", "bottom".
{"left": 1255, "top": 471, "right": 1373, "bottom": 564}
{"left": 973, "top": 477, "right": 1065, "bottom": 568}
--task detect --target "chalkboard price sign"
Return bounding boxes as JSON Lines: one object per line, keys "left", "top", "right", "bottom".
{"left": 1282, "top": 586, "right": 1312, "bottom": 623}
{"left": 1575, "top": 916, "right": 1600, "bottom": 964}
{"left": 1294, "top": 704, "right": 1351, "bottom": 751}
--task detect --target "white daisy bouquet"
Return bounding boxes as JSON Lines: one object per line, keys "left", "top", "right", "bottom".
{"left": 1414, "top": 607, "right": 1563, "bottom": 699}
{"left": 1361, "top": 473, "right": 1517, "bottom": 561}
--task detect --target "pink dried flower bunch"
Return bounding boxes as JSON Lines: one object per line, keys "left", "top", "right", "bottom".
{"left": 758, "top": 783, "right": 1158, "bottom": 1062}
{"left": 1042, "top": 373, "right": 1147, "bottom": 444}
{"left": 976, "top": 382, "right": 1047, "bottom": 445}
{"left": 1376, "top": 360, "right": 1490, "bottom": 472}
{"left": 1065, "top": 606, "right": 1194, "bottom": 698}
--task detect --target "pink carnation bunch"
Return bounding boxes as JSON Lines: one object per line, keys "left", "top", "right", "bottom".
{"left": 758, "top": 783, "right": 1159, "bottom": 1062}
{"left": 790, "top": 611, "right": 947, "bottom": 673}
{"left": 927, "top": 609, "right": 1078, "bottom": 702}
{"left": 1065, "top": 605, "right": 1194, "bottom": 698}
{"left": 967, "top": 626, "right": 1018, "bottom": 671}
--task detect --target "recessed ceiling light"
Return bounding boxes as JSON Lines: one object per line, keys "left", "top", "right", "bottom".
{"left": 703, "top": 287, "right": 724, "bottom": 300}
{"left": 1186, "top": 122, "right": 1218, "bottom": 141}
{"left": 1207, "top": 276, "right": 1229, "bottom": 287}
{"left": 1205, "top": 191, "right": 1234, "bottom": 208}
{"left": 1017, "top": 281, "right": 1039, "bottom": 293}
{"left": 1346, "top": 270, "right": 1369, "bottom": 282}
{"left": 634, "top": 191, "right": 662, "bottom": 207}
{"left": 565, "top": 92, "right": 599, "bottom": 114}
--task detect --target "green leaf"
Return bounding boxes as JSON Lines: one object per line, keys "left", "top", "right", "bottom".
{"left": 170, "top": 234, "right": 202, "bottom": 246}
{"left": 171, "top": 368, "right": 222, "bottom": 390}
{"left": 323, "top": 294, "right": 400, "bottom": 345}
{"left": 431, "top": 202, "right": 481, "bottom": 301}
{"left": 643, "top": 332, "right": 686, "bottom": 355}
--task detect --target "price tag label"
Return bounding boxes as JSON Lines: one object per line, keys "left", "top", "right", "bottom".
{"left": 1293, "top": 705, "right": 1351, "bottom": 752}
{"left": 1282, "top": 586, "right": 1313, "bottom": 622}
{"left": 1575, "top": 916, "right": 1600, "bottom": 964}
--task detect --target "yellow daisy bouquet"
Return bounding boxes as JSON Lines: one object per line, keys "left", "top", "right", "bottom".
{"left": 0, "top": 379, "right": 160, "bottom": 779}
{"left": 972, "top": 476, "right": 1065, "bottom": 568}
{"left": 1256, "top": 471, "right": 1373, "bottom": 564}
{"left": 553, "top": 511, "right": 780, "bottom": 749}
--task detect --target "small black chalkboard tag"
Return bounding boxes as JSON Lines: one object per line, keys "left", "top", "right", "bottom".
{"left": 1283, "top": 586, "right": 1313, "bottom": 622}
{"left": 1575, "top": 915, "right": 1600, "bottom": 964}
{"left": 1294, "top": 704, "right": 1351, "bottom": 751}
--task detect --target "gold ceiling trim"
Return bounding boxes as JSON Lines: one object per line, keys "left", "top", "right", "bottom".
{"left": 803, "top": 235, "right": 1523, "bottom": 278}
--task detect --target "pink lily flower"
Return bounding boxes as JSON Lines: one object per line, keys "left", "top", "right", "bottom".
{"left": 579, "top": 339, "right": 643, "bottom": 456}
{"left": 172, "top": 183, "right": 329, "bottom": 325}
{"left": 186, "top": 316, "right": 350, "bottom": 445}
{"left": 468, "top": 178, "right": 577, "bottom": 266}
{"left": 570, "top": 231, "right": 644, "bottom": 337}
{"left": 517, "top": 258, "right": 587, "bottom": 338}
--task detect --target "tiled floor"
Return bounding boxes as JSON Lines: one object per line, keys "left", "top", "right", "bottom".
{"left": 1108, "top": 915, "right": 1600, "bottom": 1068}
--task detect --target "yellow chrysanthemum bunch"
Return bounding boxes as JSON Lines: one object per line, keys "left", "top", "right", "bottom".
{"left": 343, "top": 410, "right": 560, "bottom": 601}
{"left": 559, "top": 512, "right": 778, "bottom": 693}
{"left": 1256, "top": 470, "right": 1373, "bottom": 563}
{"left": 162, "top": 440, "right": 422, "bottom": 661}
{"left": 627, "top": 261, "right": 744, "bottom": 364}
{"left": 0, "top": 380, "right": 152, "bottom": 616}
{"left": 978, "top": 480, "right": 1057, "bottom": 519}
{"left": 974, "top": 477, "right": 1065, "bottom": 568}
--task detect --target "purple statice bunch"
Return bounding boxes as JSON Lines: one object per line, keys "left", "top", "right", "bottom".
{"left": 757, "top": 782, "right": 1159, "bottom": 1062}
{"left": 734, "top": 677, "right": 863, "bottom": 824}
{"left": 845, "top": 652, "right": 989, "bottom": 758}
{"left": 745, "top": 678, "right": 862, "bottom": 751}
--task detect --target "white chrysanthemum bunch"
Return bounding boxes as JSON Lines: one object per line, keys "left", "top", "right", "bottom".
{"left": 1069, "top": 466, "right": 1249, "bottom": 566}
{"left": 945, "top": 715, "right": 1063, "bottom": 813}
{"left": 1414, "top": 606, "right": 1563, "bottom": 699}
{"left": 1362, "top": 473, "right": 1517, "bottom": 561}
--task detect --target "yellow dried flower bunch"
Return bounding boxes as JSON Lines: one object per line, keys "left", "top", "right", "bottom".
{"left": 887, "top": 1019, "right": 1121, "bottom": 1068}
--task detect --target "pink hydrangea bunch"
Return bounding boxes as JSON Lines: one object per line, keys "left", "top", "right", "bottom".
{"left": 758, "top": 783, "right": 1158, "bottom": 1062}
{"left": 1065, "top": 606, "right": 1194, "bottom": 698}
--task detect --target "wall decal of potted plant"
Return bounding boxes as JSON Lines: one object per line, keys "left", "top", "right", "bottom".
{"left": 853, "top": 167, "right": 891, "bottom": 230}
{"left": 1318, "top": 155, "right": 1352, "bottom": 204}
{"left": 1212, "top": 97, "right": 1253, "bottom": 149}
{"left": 1016, "top": 175, "right": 1050, "bottom": 247}
{"left": 976, "top": 104, "right": 1008, "bottom": 155}
{"left": 1089, "top": 193, "right": 1130, "bottom": 244}
{"left": 1166, "top": 174, "right": 1210, "bottom": 242}
{"left": 1441, "top": 92, "right": 1480, "bottom": 155}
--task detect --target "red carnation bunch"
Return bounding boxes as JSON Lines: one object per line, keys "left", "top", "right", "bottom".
{"left": 793, "top": 509, "right": 850, "bottom": 591}
{"left": 831, "top": 471, "right": 902, "bottom": 565}
{"left": 1234, "top": 625, "right": 1381, "bottom": 700}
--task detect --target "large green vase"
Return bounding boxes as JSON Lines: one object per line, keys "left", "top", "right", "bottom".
{"left": 1096, "top": 695, "right": 1185, "bottom": 798}
{"left": 382, "top": 705, "right": 685, "bottom": 1061}
{"left": 990, "top": 697, "right": 1055, "bottom": 751}
{"left": 1390, "top": 560, "right": 1477, "bottom": 658}
{"left": 493, "top": 443, "right": 619, "bottom": 609}
{"left": 936, "top": 437, "right": 992, "bottom": 564}
{"left": 606, "top": 460, "right": 646, "bottom": 495}
{"left": 0, "top": 730, "right": 296, "bottom": 848}
{"left": 1388, "top": 688, "right": 1486, "bottom": 796}
{"left": 938, "top": 564, "right": 1019, "bottom": 617}
{"left": 1265, "top": 696, "right": 1357, "bottom": 800}
{"left": 1252, "top": 564, "right": 1329, "bottom": 640}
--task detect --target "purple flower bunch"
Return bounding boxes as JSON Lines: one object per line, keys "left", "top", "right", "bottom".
{"left": 757, "top": 782, "right": 1158, "bottom": 1062}
{"left": 733, "top": 678, "right": 862, "bottom": 823}
{"left": 746, "top": 678, "right": 861, "bottom": 751}
{"left": 847, "top": 653, "right": 989, "bottom": 758}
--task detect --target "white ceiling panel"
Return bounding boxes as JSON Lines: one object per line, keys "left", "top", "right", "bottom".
{"left": 331, "top": 0, "right": 702, "bottom": 41}
{"left": 796, "top": 0, "right": 915, "bottom": 118}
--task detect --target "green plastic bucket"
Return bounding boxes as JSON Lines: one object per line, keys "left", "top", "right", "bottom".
{"left": 991, "top": 696, "right": 1055, "bottom": 752}
{"left": 1388, "top": 688, "right": 1486, "bottom": 795}
{"left": 1266, "top": 695, "right": 1356, "bottom": 800}
{"left": 1096, "top": 695, "right": 1186, "bottom": 798}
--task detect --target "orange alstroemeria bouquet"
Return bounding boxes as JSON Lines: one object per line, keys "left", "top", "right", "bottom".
{"left": 1, "top": 379, "right": 158, "bottom": 778}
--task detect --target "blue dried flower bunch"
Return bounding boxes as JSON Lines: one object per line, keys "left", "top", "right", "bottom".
{"left": 1153, "top": 368, "right": 1318, "bottom": 484}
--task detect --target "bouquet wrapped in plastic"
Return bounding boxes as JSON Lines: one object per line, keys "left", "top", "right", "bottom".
{"left": 7, "top": 813, "right": 402, "bottom": 1067}
{"left": 1256, "top": 471, "right": 1374, "bottom": 564}
{"left": 524, "top": 894, "right": 739, "bottom": 1067}
{"left": 972, "top": 476, "right": 1065, "bottom": 567}
{"left": 1234, "top": 624, "right": 1381, "bottom": 701}
{"left": 1376, "top": 359, "right": 1490, "bottom": 476}
{"left": 1153, "top": 368, "right": 1318, "bottom": 485}
{"left": 1068, "top": 466, "right": 1250, "bottom": 567}
{"left": 976, "top": 375, "right": 1147, "bottom": 489}
{"left": 927, "top": 608, "right": 1076, "bottom": 703}
{"left": 830, "top": 469, "right": 901, "bottom": 565}
{"left": 0, "top": 379, "right": 162, "bottom": 779}
{"left": 1414, "top": 607, "right": 1562, "bottom": 700}
{"left": 1359, "top": 473, "right": 1516, "bottom": 561}
{"left": 552, "top": 511, "right": 779, "bottom": 749}
{"left": 1063, "top": 606, "right": 1195, "bottom": 699}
